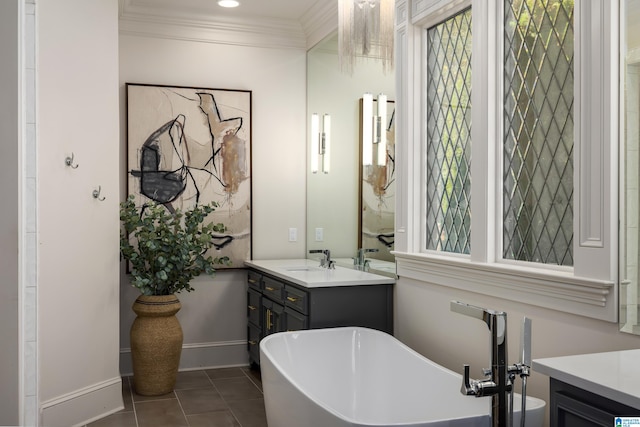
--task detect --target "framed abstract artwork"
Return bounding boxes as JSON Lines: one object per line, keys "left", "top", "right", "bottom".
{"left": 126, "top": 83, "right": 252, "bottom": 269}
{"left": 358, "top": 97, "right": 395, "bottom": 261}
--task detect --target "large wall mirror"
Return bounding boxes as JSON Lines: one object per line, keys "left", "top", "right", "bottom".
{"left": 620, "top": 0, "right": 640, "bottom": 334}
{"left": 306, "top": 32, "right": 395, "bottom": 266}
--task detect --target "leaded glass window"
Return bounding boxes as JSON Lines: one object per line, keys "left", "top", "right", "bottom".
{"left": 503, "top": 0, "right": 574, "bottom": 266}
{"left": 425, "top": 8, "right": 472, "bottom": 254}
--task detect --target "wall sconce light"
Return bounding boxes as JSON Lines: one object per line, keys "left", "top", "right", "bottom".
{"left": 362, "top": 92, "right": 387, "bottom": 166}
{"left": 311, "top": 113, "right": 331, "bottom": 174}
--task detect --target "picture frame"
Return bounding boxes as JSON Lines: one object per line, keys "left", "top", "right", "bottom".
{"left": 126, "top": 83, "right": 252, "bottom": 269}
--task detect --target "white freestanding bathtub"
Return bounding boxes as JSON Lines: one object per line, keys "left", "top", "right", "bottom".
{"left": 260, "top": 327, "right": 546, "bottom": 427}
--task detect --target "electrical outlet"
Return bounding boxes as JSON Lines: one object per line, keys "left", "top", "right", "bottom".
{"left": 315, "top": 227, "right": 324, "bottom": 241}
{"left": 288, "top": 228, "right": 297, "bottom": 242}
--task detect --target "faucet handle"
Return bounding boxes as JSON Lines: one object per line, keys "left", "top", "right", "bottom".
{"left": 461, "top": 364, "right": 477, "bottom": 396}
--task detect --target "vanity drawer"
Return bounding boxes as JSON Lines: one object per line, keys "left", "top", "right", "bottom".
{"left": 262, "top": 276, "right": 285, "bottom": 303}
{"left": 247, "top": 271, "right": 262, "bottom": 291}
{"left": 247, "top": 288, "right": 261, "bottom": 327}
{"left": 247, "top": 323, "right": 261, "bottom": 365}
{"left": 285, "top": 307, "right": 308, "bottom": 331}
{"left": 285, "top": 285, "right": 308, "bottom": 315}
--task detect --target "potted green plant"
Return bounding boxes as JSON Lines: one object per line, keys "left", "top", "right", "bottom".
{"left": 120, "top": 194, "right": 229, "bottom": 396}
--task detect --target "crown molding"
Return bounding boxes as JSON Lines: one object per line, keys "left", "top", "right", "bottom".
{"left": 300, "top": 0, "right": 338, "bottom": 50}
{"left": 119, "top": 0, "right": 337, "bottom": 50}
{"left": 119, "top": 14, "right": 306, "bottom": 49}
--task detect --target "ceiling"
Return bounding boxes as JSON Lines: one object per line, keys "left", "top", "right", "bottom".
{"left": 124, "top": 0, "right": 321, "bottom": 21}
{"left": 119, "top": 0, "right": 338, "bottom": 49}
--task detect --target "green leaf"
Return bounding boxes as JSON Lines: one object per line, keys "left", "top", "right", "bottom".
{"left": 119, "top": 196, "right": 227, "bottom": 295}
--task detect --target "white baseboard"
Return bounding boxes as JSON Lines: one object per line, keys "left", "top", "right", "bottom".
{"left": 119, "top": 340, "right": 249, "bottom": 376}
{"left": 40, "top": 376, "right": 123, "bottom": 427}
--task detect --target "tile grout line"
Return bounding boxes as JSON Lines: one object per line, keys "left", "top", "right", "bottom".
{"left": 238, "top": 368, "right": 265, "bottom": 427}
{"left": 128, "top": 377, "right": 140, "bottom": 427}
{"left": 213, "top": 369, "right": 266, "bottom": 427}
{"left": 242, "top": 368, "right": 262, "bottom": 392}
{"left": 205, "top": 370, "right": 245, "bottom": 427}
{"left": 173, "top": 386, "right": 190, "bottom": 427}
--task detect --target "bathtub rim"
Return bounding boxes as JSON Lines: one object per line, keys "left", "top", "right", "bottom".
{"left": 259, "top": 326, "right": 546, "bottom": 426}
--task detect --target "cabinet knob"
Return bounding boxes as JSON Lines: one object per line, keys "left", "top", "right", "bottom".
{"left": 265, "top": 286, "right": 276, "bottom": 292}
{"left": 248, "top": 278, "right": 257, "bottom": 284}
{"left": 248, "top": 305, "right": 257, "bottom": 311}
{"left": 248, "top": 340, "right": 257, "bottom": 345}
{"left": 287, "top": 296, "right": 299, "bottom": 303}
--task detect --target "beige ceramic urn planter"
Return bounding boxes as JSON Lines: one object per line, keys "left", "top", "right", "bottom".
{"left": 130, "top": 294, "right": 183, "bottom": 396}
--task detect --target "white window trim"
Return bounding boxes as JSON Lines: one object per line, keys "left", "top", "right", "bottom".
{"left": 394, "top": 0, "right": 619, "bottom": 322}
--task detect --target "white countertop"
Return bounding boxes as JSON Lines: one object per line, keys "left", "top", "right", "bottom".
{"left": 333, "top": 257, "right": 397, "bottom": 278}
{"left": 244, "top": 259, "right": 395, "bottom": 288}
{"left": 533, "top": 349, "right": 640, "bottom": 409}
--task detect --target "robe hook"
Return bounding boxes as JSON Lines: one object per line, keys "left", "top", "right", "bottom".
{"left": 92, "top": 186, "right": 106, "bottom": 201}
{"left": 65, "top": 153, "right": 79, "bottom": 169}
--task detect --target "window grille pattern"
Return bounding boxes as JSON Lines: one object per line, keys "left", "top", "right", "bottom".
{"left": 503, "top": 0, "right": 574, "bottom": 265}
{"left": 426, "top": 8, "right": 472, "bottom": 254}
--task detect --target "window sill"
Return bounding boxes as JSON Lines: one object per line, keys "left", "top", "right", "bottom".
{"left": 393, "top": 251, "right": 617, "bottom": 322}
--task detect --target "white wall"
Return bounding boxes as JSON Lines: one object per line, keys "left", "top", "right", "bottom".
{"left": 0, "top": 0, "right": 20, "bottom": 424}
{"left": 37, "top": 0, "right": 123, "bottom": 425}
{"left": 118, "top": 34, "right": 307, "bottom": 370}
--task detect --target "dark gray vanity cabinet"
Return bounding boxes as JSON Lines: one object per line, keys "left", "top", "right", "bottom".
{"left": 549, "top": 379, "right": 640, "bottom": 426}
{"left": 246, "top": 268, "right": 393, "bottom": 366}
{"left": 246, "top": 270, "right": 264, "bottom": 364}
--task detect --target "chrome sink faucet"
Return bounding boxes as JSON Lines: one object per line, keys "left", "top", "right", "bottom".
{"left": 353, "top": 248, "right": 378, "bottom": 270}
{"left": 451, "top": 301, "right": 512, "bottom": 427}
{"left": 309, "top": 249, "right": 335, "bottom": 269}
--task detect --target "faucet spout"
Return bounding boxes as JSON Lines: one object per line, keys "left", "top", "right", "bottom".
{"left": 451, "top": 301, "right": 511, "bottom": 427}
{"left": 308, "top": 249, "right": 335, "bottom": 269}
{"left": 323, "top": 249, "right": 334, "bottom": 269}
{"left": 353, "top": 248, "right": 379, "bottom": 270}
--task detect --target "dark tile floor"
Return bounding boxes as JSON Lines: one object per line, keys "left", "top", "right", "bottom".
{"left": 86, "top": 367, "right": 267, "bottom": 427}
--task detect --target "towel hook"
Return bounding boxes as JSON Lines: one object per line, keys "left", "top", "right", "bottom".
{"left": 92, "top": 186, "right": 106, "bottom": 201}
{"left": 65, "top": 153, "right": 79, "bottom": 169}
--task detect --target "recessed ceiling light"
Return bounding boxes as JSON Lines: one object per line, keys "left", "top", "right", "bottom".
{"left": 218, "top": 0, "right": 239, "bottom": 7}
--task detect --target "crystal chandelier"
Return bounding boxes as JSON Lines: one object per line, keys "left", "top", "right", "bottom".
{"left": 338, "top": 0, "right": 395, "bottom": 74}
